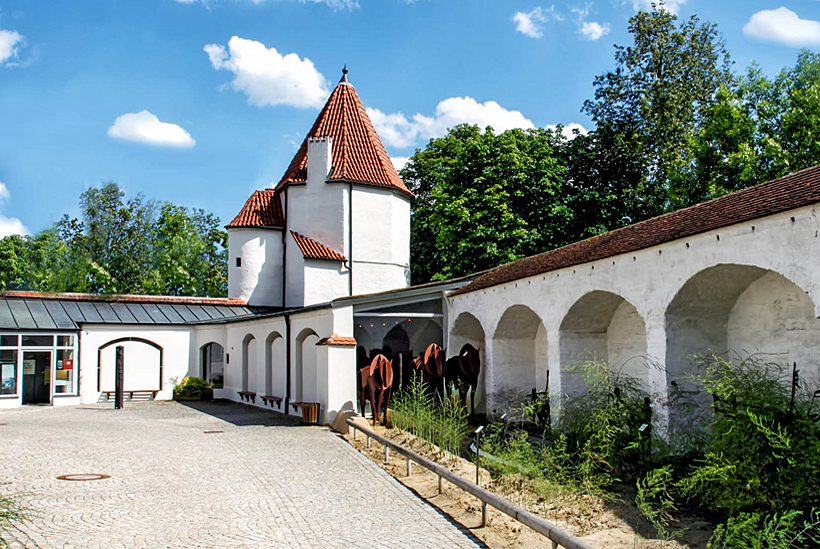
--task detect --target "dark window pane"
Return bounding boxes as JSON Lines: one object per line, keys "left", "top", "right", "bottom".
{"left": 57, "top": 335, "right": 74, "bottom": 347}
{"left": 22, "top": 335, "right": 53, "bottom": 347}
{"left": 1, "top": 335, "right": 17, "bottom": 347}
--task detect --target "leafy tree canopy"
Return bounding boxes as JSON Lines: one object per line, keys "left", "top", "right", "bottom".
{"left": 0, "top": 182, "right": 228, "bottom": 296}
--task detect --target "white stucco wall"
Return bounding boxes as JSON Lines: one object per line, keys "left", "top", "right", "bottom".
{"left": 447, "top": 203, "right": 820, "bottom": 424}
{"left": 351, "top": 186, "right": 411, "bottom": 295}
{"left": 228, "top": 228, "right": 284, "bottom": 307}
{"left": 285, "top": 240, "right": 306, "bottom": 308}
{"left": 79, "top": 326, "right": 194, "bottom": 404}
{"left": 303, "top": 260, "right": 349, "bottom": 306}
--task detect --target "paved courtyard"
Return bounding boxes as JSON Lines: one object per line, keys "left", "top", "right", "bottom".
{"left": 0, "top": 401, "right": 485, "bottom": 549}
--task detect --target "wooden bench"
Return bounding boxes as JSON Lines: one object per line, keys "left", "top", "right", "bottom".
{"left": 100, "top": 390, "right": 158, "bottom": 402}
{"left": 260, "top": 395, "right": 283, "bottom": 410}
{"left": 237, "top": 391, "right": 256, "bottom": 403}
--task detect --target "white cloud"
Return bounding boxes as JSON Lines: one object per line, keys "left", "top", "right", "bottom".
{"left": 513, "top": 6, "right": 562, "bottom": 38}
{"left": 299, "top": 0, "right": 359, "bottom": 9}
{"left": 743, "top": 7, "right": 820, "bottom": 47}
{"left": 0, "top": 182, "right": 28, "bottom": 237}
{"left": 631, "top": 0, "right": 686, "bottom": 14}
{"left": 108, "top": 111, "right": 196, "bottom": 148}
{"left": 390, "top": 156, "right": 410, "bottom": 172}
{"left": 0, "top": 215, "right": 28, "bottom": 237}
{"left": 578, "top": 20, "right": 610, "bottom": 40}
{"left": 368, "top": 97, "right": 535, "bottom": 149}
{"left": 205, "top": 37, "right": 329, "bottom": 109}
{"left": 0, "top": 25, "right": 24, "bottom": 67}
{"left": 547, "top": 122, "right": 589, "bottom": 140}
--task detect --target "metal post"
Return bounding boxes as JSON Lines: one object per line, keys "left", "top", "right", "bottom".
{"left": 474, "top": 425, "right": 484, "bottom": 487}
{"left": 384, "top": 446, "right": 390, "bottom": 461}
{"left": 437, "top": 474, "right": 442, "bottom": 495}
{"left": 406, "top": 457, "right": 412, "bottom": 477}
{"left": 353, "top": 426, "right": 357, "bottom": 440}
{"left": 366, "top": 436, "right": 371, "bottom": 448}
{"left": 551, "top": 541, "right": 558, "bottom": 549}
{"left": 114, "top": 345, "right": 125, "bottom": 410}
{"left": 481, "top": 501, "right": 488, "bottom": 527}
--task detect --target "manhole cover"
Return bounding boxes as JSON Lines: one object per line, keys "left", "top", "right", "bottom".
{"left": 203, "top": 430, "right": 224, "bottom": 434}
{"left": 0, "top": 423, "right": 8, "bottom": 426}
{"left": 56, "top": 474, "right": 110, "bottom": 481}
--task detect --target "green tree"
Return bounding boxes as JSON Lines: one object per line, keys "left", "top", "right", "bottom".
{"left": 583, "top": 4, "right": 733, "bottom": 212}
{"left": 403, "top": 124, "right": 568, "bottom": 283}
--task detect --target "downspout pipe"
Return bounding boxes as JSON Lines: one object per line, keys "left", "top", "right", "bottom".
{"left": 285, "top": 313, "right": 292, "bottom": 414}
{"left": 348, "top": 181, "right": 353, "bottom": 297}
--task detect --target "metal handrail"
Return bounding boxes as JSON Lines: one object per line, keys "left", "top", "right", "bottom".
{"left": 346, "top": 418, "right": 598, "bottom": 549}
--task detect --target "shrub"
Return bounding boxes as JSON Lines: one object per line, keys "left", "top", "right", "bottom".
{"left": 173, "top": 376, "right": 212, "bottom": 398}
{"left": 680, "top": 355, "right": 820, "bottom": 516}
{"left": 708, "top": 509, "right": 820, "bottom": 549}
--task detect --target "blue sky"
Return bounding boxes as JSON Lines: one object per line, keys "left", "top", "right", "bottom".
{"left": 0, "top": 0, "right": 818, "bottom": 236}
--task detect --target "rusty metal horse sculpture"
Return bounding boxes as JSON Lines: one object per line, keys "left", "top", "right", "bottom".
{"left": 359, "top": 354, "right": 393, "bottom": 426}
{"left": 453, "top": 343, "right": 480, "bottom": 417}
{"left": 413, "top": 343, "right": 447, "bottom": 400}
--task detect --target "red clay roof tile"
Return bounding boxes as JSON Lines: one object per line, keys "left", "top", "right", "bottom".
{"left": 226, "top": 189, "right": 285, "bottom": 229}
{"left": 275, "top": 76, "right": 413, "bottom": 198}
{"left": 453, "top": 165, "right": 820, "bottom": 296}
{"left": 291, "top": 231, "right": 346, "bottom": 261}
{"left": 316, "top": 334, "right": 357, "bottom": 346}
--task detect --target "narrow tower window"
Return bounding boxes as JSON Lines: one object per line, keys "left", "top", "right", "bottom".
{"left": 236, "top": 257, "right": 242, "bottom": 267}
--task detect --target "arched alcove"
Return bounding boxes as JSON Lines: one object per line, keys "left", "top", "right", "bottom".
{"left": 295, "top": 328, "right": 319, "bottom": 403}
{"left": 559, "top": 291, "right": 648, "bottom": 398}
{"left": 265, "top": 332, "right": 284, "bottom": 397}
{"left": 200, "top": 342, "right": 224, "bottom": 388}
{"left": 98, "top": 337, "right": 163, "bottom": 393}
{"left": 491, "top": 305, "right": 547, "bottom": 414}
{"left": 666, "top": 264, "right": 820, "bottom": 432}
{"left": 241, "top": 334, "right": 256, "bottom": 392}
{"left": 450, "top": 312, "right": 487, "bottom": 413}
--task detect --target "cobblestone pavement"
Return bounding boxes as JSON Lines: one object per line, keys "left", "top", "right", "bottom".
{"left": 0, "top": 401, "right": 485, "bottom": 549}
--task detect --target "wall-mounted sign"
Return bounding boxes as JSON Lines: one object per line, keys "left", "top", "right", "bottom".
{"left": 23, "top": 360, "right": 35, "bottom": 375}
{"left": 64, "top": 359, "right": 73, "bottom": 370}
{"left": 57, "top": 359, "right": 64, "bottom": 370}
{"left": 1, "top": 363, "right": 14, "bottom": 390}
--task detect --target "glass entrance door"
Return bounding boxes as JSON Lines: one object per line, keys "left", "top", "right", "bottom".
{"left": 22, "top": 351, "right": 51, "bottom": 404}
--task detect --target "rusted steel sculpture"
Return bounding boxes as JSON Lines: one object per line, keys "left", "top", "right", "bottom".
{"left": 413, "top": 343, "right": 447, "bottom": 400}
{"left": 456, "top": 343, "right": 481, "bottom": 417}
{"left": 359, "top": 354, "right": 394, "bottom": 426}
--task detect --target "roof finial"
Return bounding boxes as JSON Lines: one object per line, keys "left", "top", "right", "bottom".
{"left": 340, "top": 65, "right": 349, "bottom": 84}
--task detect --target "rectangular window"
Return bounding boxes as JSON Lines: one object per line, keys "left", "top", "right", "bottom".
{"left": 236, "top": 257, "right": 242, "bottom": 267}
{"left": 0, "top": 349, "right": 17, "bottom": 395}
{"left": 55, "top": 349, "right": 75, "bottom": 395}
{"left": 22, "top": 335, "right": 54, "bottom": 347}
{"left": 57, "top": 335, "right": 74, "bottom": 347}
{"left": 1, "top": 335, "right": 17, "bottom": 347}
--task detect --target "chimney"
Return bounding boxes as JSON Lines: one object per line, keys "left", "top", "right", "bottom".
{"left": 307, "top": 136, "right": 333, "bottom": 185}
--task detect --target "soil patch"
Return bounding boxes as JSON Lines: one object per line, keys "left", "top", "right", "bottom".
{"left": 342, "top": 423, "right": 713, "bottom": 549}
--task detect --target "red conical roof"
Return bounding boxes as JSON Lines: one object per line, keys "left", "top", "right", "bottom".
{"left": 275, "top": 73, "right": 413, "bottom": 197}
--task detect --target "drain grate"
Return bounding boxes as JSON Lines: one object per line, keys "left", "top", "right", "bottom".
{"left": 203, "top": 430, "right": 224, "bottom": 434}
{"left": 56, "top": 474, "right": 110, "bottom": 481}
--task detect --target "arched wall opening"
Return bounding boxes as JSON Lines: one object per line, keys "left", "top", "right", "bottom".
{"left": 295, "top": 328, "right": 319, "bottom": 403}
{"left": 241, "top": 334, "right": 256, "bottom": 392}
{"left": 265, "top": 332, "right": 284, "bottom": 397}
{"left": 449, "top": 312, "right": 487, "bottom": 413}
{"left": 97, "top": 338, "right": 163, "bottom": 393}
{"left": 200, "top": 342, "right": 224, "bottom": 388}
{"left": 666, "top": 264, "right": 820, "bottom": 431}
{"left": 491, "top": 305, "right": 547, "bottom": 414}
{"left": 559, "top": 291, "right": 648, "bottom": 398}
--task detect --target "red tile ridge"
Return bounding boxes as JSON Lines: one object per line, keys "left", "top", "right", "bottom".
{"left": 290, "top": 231, "right": 347, "bottom": 261}
{"left": 226, "top": 189, "right": 285, "bottom": 229}
{"left": 1, "top": 291, "right": 249, "bottom": 306}
{"left": 316, "top": 334, "right": 358, "bottom": 346}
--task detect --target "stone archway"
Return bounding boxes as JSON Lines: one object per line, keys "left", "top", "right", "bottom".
{"left": 241, "top": 334, "right": 256, "bottom": 392}
{"left": 559, "top": 291, "right": 648, "bottom": 398}
{"left": 295, "top": 328, "right": 319, "bottom": 403}
{"left": 491, "top": 305, "right": 547, "bottom": 415}
{"left": 265, "top": 332, "right": 284, "bottom": 397}
{"left": 200, "top": 342, "right": 224, "bottom": 388}
{"left": 450, "top": 312, "right": 487, "bottom": 414}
